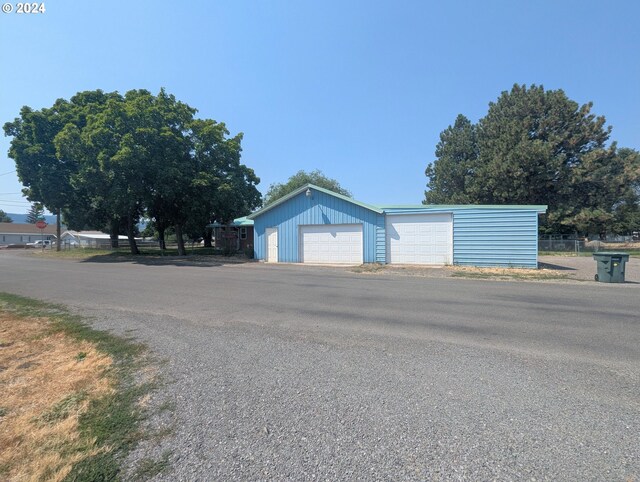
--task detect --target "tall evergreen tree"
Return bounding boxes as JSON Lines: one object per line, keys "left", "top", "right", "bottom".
{"left": 424, "top": 84, "right": 638, "bottom": 234}
{"left": 611, "top": 148, "right": 640, "bottom": 234}
{"left": 424, "top": 114, "right": 478, "bottom": 204}
{"left": 26, "top": 203, "right": 44, "bottom": 224}
{"left": 473, "top": 84, "right": 617, "bottom": 234}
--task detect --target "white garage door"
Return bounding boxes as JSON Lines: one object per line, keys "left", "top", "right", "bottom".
{"left": 300, "top": 224, "right": 363, "bottom": 264}
{"left": 386, "top": 213, "right": 453, "bottom": 265}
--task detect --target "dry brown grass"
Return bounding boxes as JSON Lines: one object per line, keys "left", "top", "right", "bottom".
{"left": 0, "top": 313, "right": 113, "bottom": 482}
{"left": 450, "top": 265, "right": 570, "bottom": 280}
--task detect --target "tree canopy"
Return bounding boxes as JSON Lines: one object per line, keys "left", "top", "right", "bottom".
{"left": 425, "top": 84, "right": 640, "bottom": 234}
{"left": 0, "top": 210, "right": 13, "bottom": 223}
{"left": 264, "top": 170, "right": 351, "bottom": 206}
{"left": 4, "top": 89, "right": 262, "bottom": 255}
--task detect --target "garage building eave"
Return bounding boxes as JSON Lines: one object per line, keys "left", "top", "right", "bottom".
{"left": 247, "top": 184, "right": 384, "bottom": 220}
{"left": 380, "top": 204, "right": 548, "bottom": 214}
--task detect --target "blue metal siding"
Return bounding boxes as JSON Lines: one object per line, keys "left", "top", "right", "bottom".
{"left": 254, "top": 190, "right": 384, "bottom": 263}
{"left": 253, "top": 197, "right": 542, "bottom": 267}
{"left": 453, "top": 209, "right": 539, "bottom": 268}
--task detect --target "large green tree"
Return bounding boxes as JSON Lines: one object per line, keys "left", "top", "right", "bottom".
{"left": 264, "top": 170, "right": 350, "bottom": 206}
{"left": 135, "top": 97, "right": 260, "bottom": 254}
{"left": 6, "top": 88, "right": 262, "bottom": 255}
{"left": 4, "top": 100, "right": 74, "bottom": 250}
{"left": 189, "top": 118, "right": 261, "bottom": 247}
{"left": 4, "top": 90, "right": 119, "bottom": 249}
{"left": 425, "top": 84, "right": 639, "bottom": 234}
{"left": 53, "top": 91, "right": 141, "bottom": 252}
{"left": 0, "top": 210, "right": 12, "bottom": 223}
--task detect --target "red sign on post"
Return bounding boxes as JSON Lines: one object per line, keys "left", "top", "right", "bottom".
{"left": 35, "top": 220, "right": 48, "bottom": 229}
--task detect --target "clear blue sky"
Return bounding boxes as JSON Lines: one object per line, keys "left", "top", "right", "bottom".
{"left": 1, "top": 0, "right": 639, "bottom": 214}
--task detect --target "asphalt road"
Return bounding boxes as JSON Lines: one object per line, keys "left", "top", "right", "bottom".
{"left": 1, "top": 252, "right": 638, "bottom": 480}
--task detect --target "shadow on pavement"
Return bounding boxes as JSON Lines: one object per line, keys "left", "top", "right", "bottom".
{"left": 79, "top": 254, "right": 255, "bottom": 268}
{"left": 538, "top": 262, "right": 577, "bottom": 271}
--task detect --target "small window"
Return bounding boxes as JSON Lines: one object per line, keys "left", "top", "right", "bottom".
{"left": 240, "top": 227, "right": 247, "bottom": 239}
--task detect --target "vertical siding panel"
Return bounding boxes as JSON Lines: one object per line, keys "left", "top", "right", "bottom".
{"left": 375, "top": 214, "right": 386, "bottom": 263}
{"left": 453, "top": 209, "right": 538, "bottom": 268}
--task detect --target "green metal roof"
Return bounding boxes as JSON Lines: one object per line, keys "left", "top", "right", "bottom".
{"left": 207, "top": 216, "right": 254, "bottom": 228}
{"left": 246, "top": 183, "right": 384, "bottom": 219}
{"left": 378, "top": 204, "right": 548, "bottom": 212}
{"left": 232, "top": 216, "right": 254, "bottom": 226}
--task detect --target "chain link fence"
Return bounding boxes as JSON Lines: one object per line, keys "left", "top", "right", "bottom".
{"left": 539, "top": 233, "right": 640, "bottom": 253}
{"left": 538, "top": 236, "right": 584, "bottom": 253}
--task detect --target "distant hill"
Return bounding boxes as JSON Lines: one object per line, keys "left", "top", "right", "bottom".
{"left": 5, "top": 213, "right": 58, "bottom": 224}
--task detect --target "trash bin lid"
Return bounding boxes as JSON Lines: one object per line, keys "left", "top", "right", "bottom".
{"left": 592, "top": 252, "right": 630, "bottom": 259}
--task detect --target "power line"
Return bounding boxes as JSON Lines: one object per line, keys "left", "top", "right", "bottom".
{"left": 0, "top": 170, "right": 16, "bottom": 176}
{"left": 0, "top": 200, "right": 31, "bottom": 205}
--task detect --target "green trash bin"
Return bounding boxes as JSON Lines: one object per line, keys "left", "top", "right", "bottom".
{"left": 592, "top": 252, "right": 629, "bottom": 283}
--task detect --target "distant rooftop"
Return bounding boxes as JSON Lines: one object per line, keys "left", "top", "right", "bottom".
{"left": 0, "top": 222, "right": 58, "bottom": 235}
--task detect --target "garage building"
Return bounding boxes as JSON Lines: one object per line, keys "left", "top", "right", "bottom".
{"left": 248, "top": 184, "right": 546, "bottom": 268}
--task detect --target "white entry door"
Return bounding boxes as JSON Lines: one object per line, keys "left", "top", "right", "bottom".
{"left": 266, "top": 228, "right": 278, "bottom": 262}
{"left": 300, "top": 224, "right": 363, "bottom": 264}
{"left": 386, "top": 213, "right": 453, "bottom": 265}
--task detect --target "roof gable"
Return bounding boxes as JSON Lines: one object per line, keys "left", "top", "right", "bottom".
{"left": 247, "top": 184, "right": 383, "bottom": 220}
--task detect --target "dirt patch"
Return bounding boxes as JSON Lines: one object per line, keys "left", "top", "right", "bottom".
{"left": 0, "top": 313, "right": 113, "bottom": 481}
{"left": 349, "top": 263, "right": 569, "bottom": 281}
{"left": 349, "top": 258, "right": 639, "bottom": 284}
{"left": 349, "top": 263, "right": 451, "bottom": 278}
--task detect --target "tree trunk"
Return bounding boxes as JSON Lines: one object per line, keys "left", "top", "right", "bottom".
{"left": 110, "top": 219, "right": 120, "bottom": 249}
{"left": 127, "top": 215, "right": 139, "bottom": 255}
{"left": 203, "top": 226, "right": 213, "bottom": 248}
{"left": 175, "top": 223, "right": 186, "bottom": 256}
{"left": 56, "top": 208, "right": 61, "bottom": 252}
{"left": 158, "top": 225, "right": 166, "bottom": 250}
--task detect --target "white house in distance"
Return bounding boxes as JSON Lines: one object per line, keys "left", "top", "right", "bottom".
{"left": 0, "top": 222, "right": 58, "bottom": 245}
{"left": 60, "top": 230, "right": 135, "bottom": 248}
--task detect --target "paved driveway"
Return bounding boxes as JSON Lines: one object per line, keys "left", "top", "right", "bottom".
{"left": 1, "top": 252, "right": 638, "bottom": 480}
